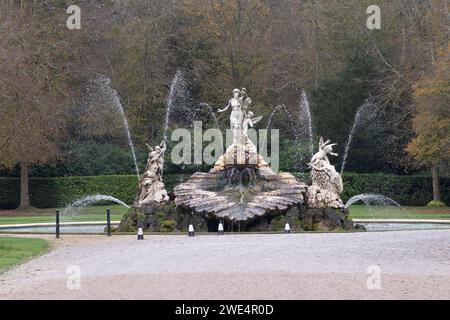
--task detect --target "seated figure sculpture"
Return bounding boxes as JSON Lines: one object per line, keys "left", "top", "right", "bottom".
{"left": 137, "top": 141, "right": 169, "bottom": 205}
{"left": 307, "top": 137, "right": 344, "bottom": 209}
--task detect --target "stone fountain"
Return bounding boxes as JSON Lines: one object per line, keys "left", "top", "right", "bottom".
{"left": 118, "top": 88, "right": 357, "bottom": 232}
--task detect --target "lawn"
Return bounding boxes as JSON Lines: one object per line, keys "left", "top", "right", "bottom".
{"left": 0, "top": 205, "right": 128, "bottom": 225}
{"left": 348, "top": 205, "right": 450, "bottom": 220}
{"left": 0, "top": 204, "right": 449, "bottom": 226}
{"left": 0, "top": 237, "right": 50, "bottom": 271}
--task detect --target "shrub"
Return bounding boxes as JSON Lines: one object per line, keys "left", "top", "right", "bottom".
{"left": 160, "top": 220, "right": 177, "bottom": 232}
{"left": 427, "top": 200, "right": 446, "bottom": 207}
{"left": 0, "top": 177, "right": 20, "bottom": 209}
{"left": 291, "top": 172, "right": 448, "bottom": 206}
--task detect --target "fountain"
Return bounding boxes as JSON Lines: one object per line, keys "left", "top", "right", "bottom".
{"left": 345, "top": 194, "right": 400, "bottom": 209}
{"left": 92, "top": 76, "right": 140, "bottom": 179}
{"left": 199, "top": 102, "right": 219, "bottom": 130}
{"left": 118, "top": 86, "right": 358, "bottom": 232}
{"left": 163, "top": 71, "right": 195, "bottom": 142}
{"left": 340, "top": 97, "right": 377, "bottom": 174}
{"left": 62, "top": 194, "right": 130, "bottom": 216}
{"left": 299, "top": 90, "right": 314, "bottom": 157}
{"left": 261, "top": 92, "right": 313, "bottom": 172}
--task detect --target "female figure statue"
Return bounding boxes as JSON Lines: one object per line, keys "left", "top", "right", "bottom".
{"left": 218, "top": 88, "right": 246, "bottom": 145}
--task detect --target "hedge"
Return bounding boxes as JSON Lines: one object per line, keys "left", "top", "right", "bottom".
{"left": 294, "top": 172, "right": 449, "bottom": 206}
{"left": 0, "top": 173, "right": 448, "bottom": 209}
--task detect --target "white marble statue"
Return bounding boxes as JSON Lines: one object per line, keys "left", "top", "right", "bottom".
{"left": 218, "top": 88, "right": 252, "bottom": 145}
{"left": 213, "top": 88, "right": 267, "bottom": 170}
{"left": 138, "top": 141, "right": 169, "bottom": 205}
{"left": 307, "top": 137, "right": 344, "bottom": 208}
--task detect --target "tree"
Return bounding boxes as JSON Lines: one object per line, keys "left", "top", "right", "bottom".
{"left": 0, "top": 1, "right": 97, "bottom": 208}
{"left": 407, "top": 43, "right": 450, "bottom": 203}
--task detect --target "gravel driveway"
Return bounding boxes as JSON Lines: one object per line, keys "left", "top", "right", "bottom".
{"left": 1, "top": 230, "right": 450, "bottom": 299}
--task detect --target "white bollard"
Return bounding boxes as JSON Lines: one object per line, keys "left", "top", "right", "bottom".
{"left": 218, "top": 222, "right": 224, "bottom": 235}
{"left": 188, "top": 224, "right": 195, "bottom": 237}
{"left": 284, "top": 223, "right": 291, "bottom": 234}
{"left": 137, "top": 227, "right": 144, "bottom": 240}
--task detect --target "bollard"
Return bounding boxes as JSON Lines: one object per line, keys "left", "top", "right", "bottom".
{"left": 106, "top": 208, "right": 111, "bottom": 236}
{"left": 55, "top": 210, "right": 60, "bottom": 239}
{"left": 218, "top": 221, "right": 224, "bottom": 235}
{"left": 137, "top": 227, "right": 144, "bottom": 240}
{"left": 188, "top": 224, "right": 195, "bottom": 237}
{"left": 284, "top": 222, "right": 291, "bottom": 234}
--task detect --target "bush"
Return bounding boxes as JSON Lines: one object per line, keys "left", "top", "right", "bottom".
{"left": 427, "top": 200, "right": 446, "bottom": 207}
{"left": 0, "top": 178, "right": 20, "bottom": 209}
{"left": 341, "top": 173, "right": 449, "bottom": 206}
{"left": 0, "top": 173, "right": 448, "bottom": 209}
{"left": 292, "top": 172, "right": 449, "bottom": 206}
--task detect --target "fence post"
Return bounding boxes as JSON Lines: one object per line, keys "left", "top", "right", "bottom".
{"left": 55, "top": 210, "right": 60, "bottom": 239}
{"left": 106, "top": 208, "right": 111, "bottom": 236}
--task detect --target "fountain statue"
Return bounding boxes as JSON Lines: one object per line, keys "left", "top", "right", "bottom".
{"left": 307, "top": 137, "right": 344, "bottom": 209}
{"left": 137, "top": 141, "right": 169, "bottom": 205}
{"left": 174, "top": 88, "right": 307, "bottom": 223}
{"left": 213, "top": 88, "right": 265, "bottom": 170}
{"left": 118, "top": 86, "right": 359, "bottom": 233}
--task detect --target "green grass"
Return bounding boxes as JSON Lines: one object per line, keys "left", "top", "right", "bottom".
{"left": 0, "top": 237, "right": 50, "bottom": 271}
{"left": 0, "top": 204, "right": 449, "bottom": 226}
{"left": 348, "top": 205, "right": 450, "bottom": 220}
{"left": 0, "top": 205, "right": 127, "bottom": 225}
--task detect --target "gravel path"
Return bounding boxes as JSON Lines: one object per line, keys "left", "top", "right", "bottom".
{"left": 1, "top": 230, "right": 450, "bottom": 299}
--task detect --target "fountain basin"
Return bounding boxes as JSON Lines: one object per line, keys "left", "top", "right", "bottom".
{"left": 174, "top": 167, "right": 307, "bottom": 221}
{"left": 0, "top": 221, "right": 120, "bottom": 234}
{"left": 1, "top": 220, "right": 449, "bottom": 234}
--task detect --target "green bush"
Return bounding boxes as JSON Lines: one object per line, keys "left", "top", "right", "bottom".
{"left": 0, "top": 178, "right": 20, "bottom": 209}
{"left": 427, "top": 200, "right": 446, "bottom": 207}
{"left": 292, "top": 172, "right": 449, "bottom": 206}
{"left": 340, "top": 173, "right": 449, "bottom": 206}
{"left": 0, "top": 173, "right": 448, "bottom": 209}
{"left": 160, "top": 220, "right": 177, "bottom": 232}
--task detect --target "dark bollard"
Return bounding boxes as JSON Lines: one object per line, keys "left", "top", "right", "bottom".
{"left": 218, "top": 220, "right": 224, "bottom": 235}
{"left": 188, "top": 211, "right": 195, "bottom": 237}
{"left": 284, "top": 216, "right": 291, "bottom": 233}
{"left": 137, "top": 227, "right": 144, "bottom": 240}
{"left": 55, "top": 210, "right": 60, "bottom": 239}
{"left": 106, "top": 208, "right": 111, "bottom": 236}
{"left": 137, "top": 221, "right": 144, "bottom": 240}
{"left": 188, "top": 224, "right": 195, "bottom": 237}
{"left": 284, "top": 222, "right": 291, "bottom": 233}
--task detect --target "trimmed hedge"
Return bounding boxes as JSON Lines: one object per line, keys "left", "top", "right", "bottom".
{"left": 341, "top": 173, "right": 449, "bottom": 206}
{"left": 0, "top": 173, "right": 448, "bottom": 209}
{"left": 293, "top": 172, "right": 449, "bottom": 206}
{"left": 0, "top": 178, "right": 20, "bottom": 209}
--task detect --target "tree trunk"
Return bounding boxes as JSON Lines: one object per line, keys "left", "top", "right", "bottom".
{"left": 431, "top": 164, "right": 441, "bottom": 202}
{"left": 19, "top": 162, "right": 30, "bottom": 209}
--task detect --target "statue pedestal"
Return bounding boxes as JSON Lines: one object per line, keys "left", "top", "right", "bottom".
{"left": 213, "top": 143, "right": 268, "bottom": 171}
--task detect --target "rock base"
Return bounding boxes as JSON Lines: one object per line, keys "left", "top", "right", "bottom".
{"left": 117, "top": 202, "right": 181, "bottom": 233}
{"left": 117, "top": 201, "right": 361, "bottom": 233}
